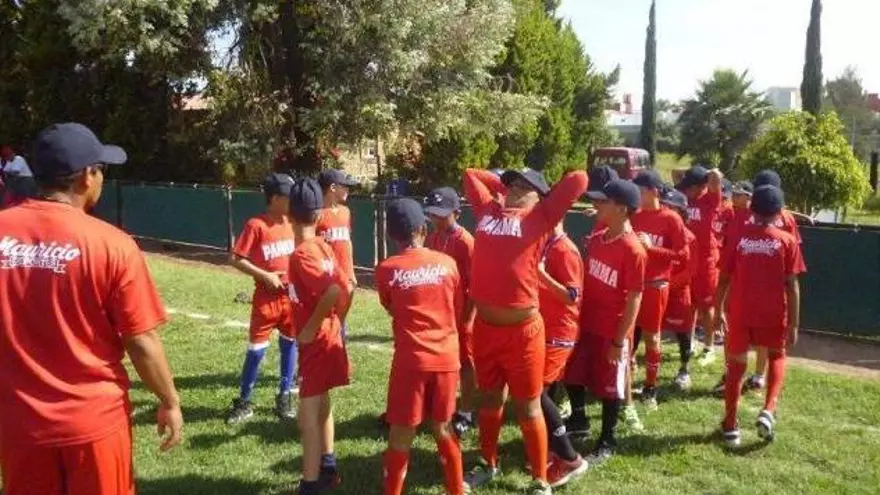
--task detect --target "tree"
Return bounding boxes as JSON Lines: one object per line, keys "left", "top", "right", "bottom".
{"left": 739, "top": 111, "right": 870, "bottom": 213}
{"left": 825, "top": 67, "right": 878, "bottom": 161}
{"left": 677, "top": 69, "right": 771, "bottom": 174}
{"left": 638, "top": 0, "right": 657, "bottom": 163}
{"left": 801, "top": 0, "right": 823, "bottom": 115}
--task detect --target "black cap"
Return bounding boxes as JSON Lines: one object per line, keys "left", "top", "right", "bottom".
{"left": 264, "top": 173, "right": 295, "bottom": 197}
{"left": 289, "top": 178, "right": 324, "bottom": 216}
{"left": 586, "top": 179, "right": 641, "bottom": 210}
{"left": 675, "top": 165, "right": 709, "bottom": 190}
{"left": 387, "top": 198, "right": 426, "bottom": 241}
{"left": 318, "top": 169, "right": 359, "bottom": 188}
{"left": 588, "top": 165, "right": 619, "bottom": 192}
{"left": 754, "top": 169, "right": 782, "bottom": 188}
{"left": 501, "top": 168, "right": 550, "bottom": 196}
{"left": 751, "top": 185, "right": 784, "bottom": 217}
{"left": 660, "top": 188, "right": 688, "bottom": 213}
{"left": 31, "top": 122, "right": 127, "bottom": 178}
{"left": 633, "top": 170, "right": 664, "bottom": 191}
{"left": 732, "top": 180, "right": 754, "bottom": 196}
{"left": 423, "top": 187, "right": 461, "bottom": 217}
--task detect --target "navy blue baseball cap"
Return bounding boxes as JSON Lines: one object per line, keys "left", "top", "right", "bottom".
{"left": 660, "top": 188, "right": 688, "bottom": 213}
{"left": 501, "top": 168, "right": 550, "bottom": 196}
{"left": 423, "top": 187, "right": 461, "bottom": 217}
{"left": 732, "top": 180, "right": 754, "bottom": 196}
{"left": 289, "top": 178, "right": 324, "bottom": 216}
{"left": 633, "top": 170, "right": 665, "bottom": 191}
{"left": 31, "top": 122, "right": 127, "bottom": 178}
{"left": 264, "top": 173, "right": 295, "bottom": 197}
{"left": 318, "top": 168, "right": 359, "bottom": 188}
{"left": 751, "top": 185, "right": 784, "bottom": 217}
{"left": 586, "top": 179, "right": 641, "bottom": 210}
{"left": 675, "top": 165, "right": 710, "bottom": 190}
{"left": 387, "top": 198, "right": 426, "bottom": 241}
{"left": 588, "top": 165, "right": 619, "bottom": 192}
{"left": 754, "top": 169, "right": 782, "bottom": 188}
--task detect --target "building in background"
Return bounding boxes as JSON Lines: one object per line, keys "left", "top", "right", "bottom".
{"left": 605, "top": 93, "right": 680, "bottom": 147}
{"left": 765, "top": 87, "right": 802, "bottom": 112}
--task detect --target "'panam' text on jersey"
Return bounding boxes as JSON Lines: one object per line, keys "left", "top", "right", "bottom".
{"left": 321, "top": 227, "right": 351, "bottom": 243}
{"left": 588, "top": 258, "right": 619, "bottom": 288}
{"left": 262, "top": 239, "right": 295, "bottom": 261}
{"left": 475, "top": 215, "right": 523, "bottom": 238}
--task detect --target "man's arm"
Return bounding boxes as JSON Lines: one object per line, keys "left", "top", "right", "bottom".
{"left": 299, "top": 284, "right": 342, "bottom": 344}
{"left": 532, "top": 171, "right": 589, "bottom": 231}
{"left": 463, "top": 168, "right": 505, "bottom": 211}
{"left": 786, "top": 275, "right": 800, "bottom": 347}
{"left": 124, "top": 331, "right": 183, "bottom": 452}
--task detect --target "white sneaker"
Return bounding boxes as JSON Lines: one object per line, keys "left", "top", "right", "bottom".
{"left": 756, "top": 409, "right": 776, "bottom": 441}
{"left": 722, "top": 426, "right": 741, "bottom": 447}
{"left": 674, "top": 370, "right": 692, "bottom": 390}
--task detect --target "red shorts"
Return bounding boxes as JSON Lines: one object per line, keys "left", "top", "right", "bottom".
{"left": 473, "top": 315, "right": 545, "bottom": 400}
{"left": 250, "top": 293, "right": 294, "bottom": 344}
{"left": 0, "top": 425, "right": 133, "bottom": 495}
{"left": 298, "top": 318, "right": 350, "bottom": 398}
{"left": 691, "top": 264, "right": 719, "bottom": 310}
{"left": 386, "top": 368, "right": 458, "bottom": 427}
{"left": 564, "top": 332, "right": 629, "bottom": 400}
{"left": 636, "top": 283, "right": 670, "bottom": 333}
{"left": 663, "top": 287, "right": 695, "bottom": 333}
{"left": 544, "top": 345, "right": 574, "bottom": 385}
{"left": 727, "top": 322, "right": 787, "bottom": 356}
{"left": 459, "top": 322, "right": 474, "bottom": 368}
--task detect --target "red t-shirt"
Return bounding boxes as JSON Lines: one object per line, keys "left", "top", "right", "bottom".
{"left": 425, "top": 224, "right": 474, "bottom": 296}
{"left": 722, "top": 224, "right": 804, "bottom": 329}
{"left": 670, "top": 229, "right": 698, "bottom": 290}
{"left": 0, "top": 200, "right": 167, "bottom": 447}
{"left": 538, "top": 233, "right": 584, "bottom": 343}
{"left": 288, "top": 237, "right": 347, "bottom": 341}
{"left": 463, "top": 169, "right": 589, "bottom": 309}
{"left": 725, "top": 208, "right": 806, "bottom": 273}
{"left": 631, "top": 207, "right": 688, "bottom": 281}
{"left": 686, "top": 189, "right": 723, "bottom": 266}
{"left": 233, "top": 214, "right": 295, "bottom": 302}
{"left": 376, "top": 247, "right": 462, "bottom": 372}
{"left": 316, "top": 205, "right": 355, "bottom": 282}
{"left": 580, "top": 229, "right": 647, "bottom": 339}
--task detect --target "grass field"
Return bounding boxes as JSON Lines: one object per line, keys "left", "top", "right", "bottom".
{"left": 130, "top": 256, "right": 880, "bottom": 495}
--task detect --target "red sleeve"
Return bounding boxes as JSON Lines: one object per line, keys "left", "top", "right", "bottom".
{"left": 463, "top": 169, "right": 505, "bottom": 211}
{"left": 786, "top": 237, "right": 804, "bottom": 276}
{"left": 376, "top": 263, "right": 392, "bottom": 311}
{"left": 110, "top": 242, "right": 168, "bottom": 336}
{"left": 233, "top": 219, "right": 260, "bottom": 259}
{"left": 623, "top": 241, "right": 647, "bottom": 293}
{"left": 529, "top": 171, "right": 589, "bottom": 235}
{"left": 451, "top": 263, "right": 464, "bottom": 331}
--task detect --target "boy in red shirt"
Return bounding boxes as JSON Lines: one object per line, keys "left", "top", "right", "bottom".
{"left": 564, "top": 179, "right": 646, "bottom": 465}
{"left": 715, "top": 185, "right": 802, "bottom": 446}
{"left": 423, "top": 186, "right": 478, "bottom": 437}
{"left": 0, "top": 123, "right": 182, "bottom": 495}
{"left": 317, "top": 169, "right": 359, "bottom": 339}
{"left": 377, "top": 198, "right": 466, "bottom": 495}
{"left": 462, "top": 167, "right": 588, "bottom": 494}
{"left": 227, "top": 173, "right": 298, "bottom": 424}
{"left": 288, "top": 178, "right": 351, "bottom": 495}
{"left": 538, "top": 221, "right": 588, "bottom": 487}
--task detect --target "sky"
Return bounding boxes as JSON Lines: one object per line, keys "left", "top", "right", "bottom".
{"left": 558, "top": 0, "right": 880, "bottom": 106}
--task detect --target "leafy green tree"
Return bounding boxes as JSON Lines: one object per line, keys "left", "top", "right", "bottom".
{"left": 677, "top": 69, "right": 771, "bottom": 174}
{"left": 825, "top": 67, "right": 878, "bottom": 161}
{"left": 639, "top": 0, "right": 657, "bottom": 163}
{"left": 801, "top": 0, "right": 823, "bottom": 115}
{"left": 739, "top": 111, "right": 870, "bottom": 213}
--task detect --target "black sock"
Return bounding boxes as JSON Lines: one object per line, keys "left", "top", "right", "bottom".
{"left": 566, "top": 385, "right": 587, "bottom": 416}
{"left": 541, "top": 391, "right": 579, "bottom": 462}
{"left": 298, "top": 480, "right": 320, "bottom": 495}
{"left": 632, "top": 327, "right": 643, "bottom": 355}
{"left": 599, "top": 399, "right": 622, "bottom": 447}
{"left": 677, "top": 332, "right": 692, "bottom": 370}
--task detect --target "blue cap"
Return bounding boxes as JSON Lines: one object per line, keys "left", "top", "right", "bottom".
{"left": 387, "top": 198, "right": 426, "bottom": 241}
{"left": 501, "top": 168, "right": 550, "bottom": 196}
{"left": 588, "top": 165, "right": 619, "bottom": 192}
{"left": 660, "top": 188, "right": 688, "bottom": 213}
{"left": 31, "top": 122, "right": 127, "bottom": 178}
{"left": 732, "top": 180, "right": 754, "bottom": 196}
{"left": 289, "top": 178, "right": 324, "bottom": 216}
{"left": 751, "top": 185, "right": 784, "bottom": 217}
{"left": 423, "top": 186, "right": 461, "bottom": 217}
{"left": 754, "top": 169, "right": 782, "bottom": 189}
{"left": 676, "top": 165, "right": 709, "bottom": 190}
{"left": 264, "top": 173, "right": 295, "bottom": 197}
{"left": 318, "top": 168, "right": 359, "bottom": 188}
{"left": 633, "top": 170, "right": 665, "bottom": 191}
{"left": 586, "top": 179, "right": 641, "bottom": 210}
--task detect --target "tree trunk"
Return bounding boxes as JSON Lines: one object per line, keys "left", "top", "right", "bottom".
{"left": 279, "top": 0, "right": 320, "bottom": 174}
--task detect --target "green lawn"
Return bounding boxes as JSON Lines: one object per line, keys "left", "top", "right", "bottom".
{"left": 131, "top": 257, "right": 880, "bottom": 495}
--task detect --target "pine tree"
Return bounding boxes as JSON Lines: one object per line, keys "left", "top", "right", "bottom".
{"left": 801, "top": 0, "right": 823, "bottom": 115}
{"left": 639, "top": 0, "right": 657, "bottom": 163}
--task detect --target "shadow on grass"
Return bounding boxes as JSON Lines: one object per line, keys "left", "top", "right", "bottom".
{"left": 346, "top": 333, "right": 393, "bottom": 346}
{"left": 138, "top": 474, "right": 274, "bottom": 495}
{"left": 188, "top": 418, "right": 298, "bottom": 450}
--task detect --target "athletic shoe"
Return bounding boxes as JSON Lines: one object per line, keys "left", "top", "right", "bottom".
{"left": 621, "top": 404, "right": 644, "bottom": 433}
{"left": 584, "top": 444, "right": 614, "bottom": 467}
{"left": 756, "top": 409, "right": 776, "bottom": 442}
{"left": 743, "top": 374, "right": 765, "bottom": 393}
{"left": 674, "top": 369, "right": 692, "bottom": 391}
{"left": 318, "top": 466, "right": 342, "bottom": 490}
{"left": 712, "top": 375, "right": 726, "bottom": 395}
{"left": 451, "top": 411, "right": 475, "bottom": 439}
{"left": 547, "top": 453, "right": 588, "bottom": 488}
{"left": 275, "top": 392, "right": 296, "bottom": 420}
{"left": 564, "top": 413, "right": 591, "bottom": 439}
{"left": 697, "top": 348, "right": 716, "bottom": 367}
{"left": 226, "top": 398, "right": 254, "bottom": 425}
{"left": 464, "top": 457, "right": 500, "bottom": 489}
{"left": 526, "top": 478, "right": 552, "bottom": 495}
{"left": 722, "top": 426, "right": 741, "bottom": 447}
{"left": 556, "top": 397, "right": 572, "bottom": 420}
{"left": 641, "top": 386, "right": 659, "bottom": 411}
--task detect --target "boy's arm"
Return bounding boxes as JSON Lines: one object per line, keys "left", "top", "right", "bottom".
{"left": 713, "top": 273, "right": 731, "bottom": 328}
{"left": 537, "top": 247, "right": 582, "bottom": 305}
{"left": 531, "top": 171, "right": 589, "bottom": 232}
{"left": 463, "top": 168, "right": 505, "bottom": 210}
{"left": 786, "top": 276, "right": 800, "bottom": 347}
{"left": 230, "top": 255, "right": 284, "bottom": 291}
{"left": 610, "top": 292, "right": 642, "bottom": 362}
{"left": 537, "top": 264, "right": 576, "bottom": 304}
{"left": 298, "top": 284, "right": 342, "bottom": 344}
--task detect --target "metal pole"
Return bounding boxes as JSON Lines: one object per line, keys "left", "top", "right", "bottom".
{"left": 225, "top": 186, "right": 235, "bottom": 252}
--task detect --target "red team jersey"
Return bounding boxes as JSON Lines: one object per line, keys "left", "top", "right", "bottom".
{"left": 289, "top": 238, "right": 347, "bottom": 338}
{"left": 630, "top": 207, "right": 688, "bottom": 281}
{"left": 316, "top": 205, "right": 355, "bottom": 282}
{"left": 376, "top": 248, "right": 462, "bottom": 372}
{"left": 726, "top": 208, "right": 806, "bottom": 273}
{"left": 580, "top": 229, "right": 647, "bottom": 339}
{"left": 233, "top": 214, "right": 296, "bottom": 301}
{"left": 669, "top": 229, "right": 698, "bottom": 291}
{"left": 463, "top": 169, "right": 589, "bottom": 309}
{"left": 425, "top": 225, "right": 475, "bottom": 307}
{"left": 686, "top": 189, "right": 724, "bottom": 266}
{"left": 0, "top": 201, "right": 167, "bottom": 447}
{"left": 538, "top": 233, "right": 584, "bottom": 343}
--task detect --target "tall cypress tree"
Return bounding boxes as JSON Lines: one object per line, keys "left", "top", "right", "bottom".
{"left": 801, "top": 0, "right": 823, "bottom": 115}
{"left": 639, "top": 0, "right": 657, "bottom": 163}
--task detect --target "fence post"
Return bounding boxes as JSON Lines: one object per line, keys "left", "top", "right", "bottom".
{"left": 225, "top": 186, "right": 234, "bottom": 252}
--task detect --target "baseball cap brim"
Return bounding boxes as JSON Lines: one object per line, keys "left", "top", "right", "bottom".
{"left": 100, "top": 145, "right": 128, "bottom": 166}
{"left": 585, "top": 190, "right": 609, "bottom": 202}
{"left": 339, "top": 176, "right": 359, "bottom": 187}
{"left": 501, "top": 170, "right": 549, "bottom": 196}
{"left": 424, "top": 205, "right": 455, "bottom": 217}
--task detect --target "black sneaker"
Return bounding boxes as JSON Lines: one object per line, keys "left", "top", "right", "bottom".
{"left": 742, "top": 374, "right": 765, "bottom": 393}
{"left": 641, "top": 385, "right": 659, "bottom": 411}
{"left": 226, "top": 398, "right": 254, "bottom": 425}
{"left": 584, "top": 443, "right": 614, "bottom": 467}
{"left": 722, "top": 425, "right": 741, "bottom": 447}
{"left": 756, "top": 409, "right": 776, "bottom": 442}
{"left": 451, "top": 411, "right": 475, "bottom": 438}
{"left": 275, "top": 392, "right": 296, "bottom": 420}
{"left": 318, "top": 466, "right": 342, "bottom": 490}
{"left": 565, "top": 412, "right": 591, "bottom": 439}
